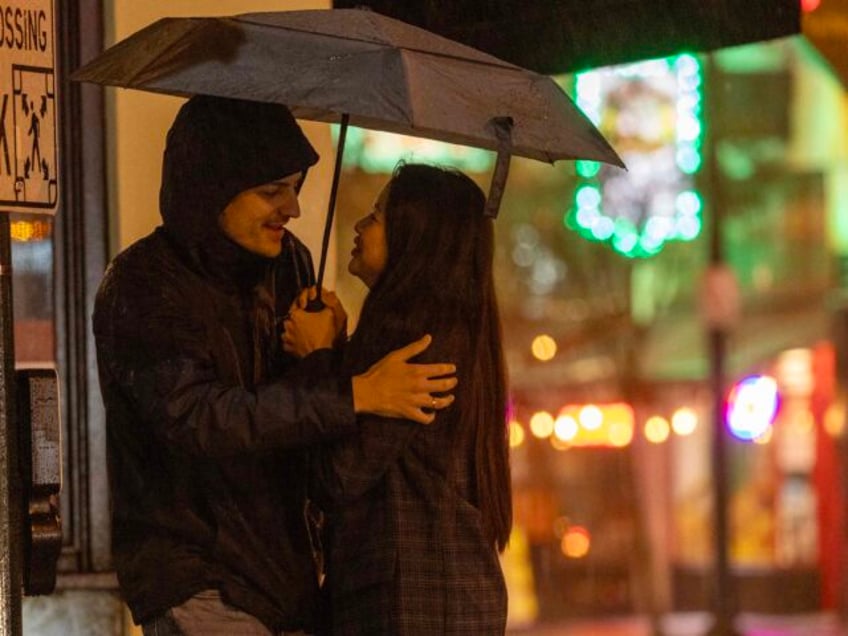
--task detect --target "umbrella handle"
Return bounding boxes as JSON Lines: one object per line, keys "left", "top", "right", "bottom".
{"left": 307, "top": 113, "right": 350, "bottom": 313}
{"left": 484, "top": 116, "right": 514, "bottom": 218}
{"left": 304, "top": 296, "right": 325, "bottom": 312}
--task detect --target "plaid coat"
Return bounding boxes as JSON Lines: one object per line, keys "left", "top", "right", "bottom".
{"left": 311, "top": 407, "right": 507, "bottom": 635}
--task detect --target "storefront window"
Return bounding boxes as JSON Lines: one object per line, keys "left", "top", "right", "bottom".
{"left": 9, "top": 214, "right": 54, "bottom": 366}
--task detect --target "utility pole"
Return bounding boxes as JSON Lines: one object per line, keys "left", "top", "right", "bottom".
{"left": 703, "top": 54, "right": 741, "bottom": 636}
{"left": 0, "top": 215, "right": 23, "bottom": 636}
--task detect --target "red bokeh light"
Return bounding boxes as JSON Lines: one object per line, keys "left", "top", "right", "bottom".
{"left": 802, "top": 0, "right": 822, "bottom": 12}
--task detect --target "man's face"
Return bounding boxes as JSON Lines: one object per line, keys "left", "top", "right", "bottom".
{"left": 218, "top": 172, "right": 304, "bottom": 258}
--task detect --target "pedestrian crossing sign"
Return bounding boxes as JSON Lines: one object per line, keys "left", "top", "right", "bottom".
{"left": 0, "top": 1, "right": 58, "bottom": 215}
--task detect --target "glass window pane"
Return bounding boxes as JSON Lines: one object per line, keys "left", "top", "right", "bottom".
{"left": 9, "top": 213, "right": 54, "bottom": 366}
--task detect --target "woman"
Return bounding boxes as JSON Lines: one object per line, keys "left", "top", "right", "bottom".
{"left": 286, "top": 163, "right": 511, "bottom": 635}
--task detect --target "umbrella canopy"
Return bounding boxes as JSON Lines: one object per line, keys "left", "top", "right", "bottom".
{"left": 72, "top": 8, "right": 623, "bottom": 295}
{"left": 334, "top": 0, "right": 801, "bottom": 75}
{"left": 71, "top": 8, "right": 622, "bottom": 167}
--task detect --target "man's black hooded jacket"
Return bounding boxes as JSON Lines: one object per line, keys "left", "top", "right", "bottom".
{"left": 92, "top": 96, "right": 354, "bottom": 632}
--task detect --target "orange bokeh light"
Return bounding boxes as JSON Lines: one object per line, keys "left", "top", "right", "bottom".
{"left": 555, "top": 402, "right": 634, "bottom": 448}
{"left": 561, "top": 525, "right": 591, "bottom": 559}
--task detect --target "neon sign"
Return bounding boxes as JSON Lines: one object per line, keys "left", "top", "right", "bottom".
{"left": 569, "top": 55, "right": 704, "bottom": 258}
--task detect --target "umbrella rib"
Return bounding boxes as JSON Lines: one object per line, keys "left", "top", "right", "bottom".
{"left": 126, "top": 42, "right": 192, "bottom": 87}
{"left": 233, "top": 16, "right": 522, "bottom": 73}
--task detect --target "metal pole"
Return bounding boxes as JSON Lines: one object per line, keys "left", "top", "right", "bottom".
{"left": 704, "top": 54, "right": 739, "bottom": 636}
{"left": 0, "top": 214, "right": 23, "bottom": 636}
{"left": 707, "top": 328, "right": 738, "bottom": 636}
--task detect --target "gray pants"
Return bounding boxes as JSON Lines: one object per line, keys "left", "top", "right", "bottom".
{"left": 141, "top": 589, "right": 307, "bottom": 636}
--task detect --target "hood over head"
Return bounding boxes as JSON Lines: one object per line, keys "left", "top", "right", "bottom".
{"left": 159, "top": 95, "right": 319, "bottom": 264}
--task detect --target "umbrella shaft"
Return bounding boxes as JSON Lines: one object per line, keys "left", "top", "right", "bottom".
{"left": 314, "top": 113, "right": 349, "bottom": 303}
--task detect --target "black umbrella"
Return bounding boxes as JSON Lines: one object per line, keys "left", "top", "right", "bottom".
{"left": 335, "top": 0, "right": 801, "bottom": 75}
{"left": 71, "top": 8, "right": 623, "bottom": 299}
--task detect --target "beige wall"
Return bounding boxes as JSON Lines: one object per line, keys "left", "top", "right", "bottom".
{"left": 107, "top": 0, "right": 336, "bottom": 287}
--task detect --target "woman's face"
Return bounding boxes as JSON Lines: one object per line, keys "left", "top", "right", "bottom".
{"left": 348, "top": 183, "right": 389, "bottom": 288}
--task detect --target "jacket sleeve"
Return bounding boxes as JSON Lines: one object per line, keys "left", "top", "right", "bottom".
{"left": 93, "top": 251, "right": 356, "bottom": 459}
{"left": 142, "top": 349, "right": 356, "bottom": 458}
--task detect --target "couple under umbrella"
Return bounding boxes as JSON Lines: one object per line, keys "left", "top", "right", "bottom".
{"left": 78, "top": 8, "right": 622, "bottom": 635}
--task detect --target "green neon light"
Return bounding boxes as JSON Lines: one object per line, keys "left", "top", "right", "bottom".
{"left": 567, "top": 54, "right": 705, "bottom": 258}
{"left": 334, "top": 125, "right": 495, "bottom": 174}
{"left": 576, "top": 160, "right": 602, "bottom": 178}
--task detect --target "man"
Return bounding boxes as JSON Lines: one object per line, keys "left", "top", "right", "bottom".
{"left": 92, "top": 96, "right": 455, "bottom": 635}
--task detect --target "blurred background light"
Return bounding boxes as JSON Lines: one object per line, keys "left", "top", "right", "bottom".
{"left": 645, "top": 415, "right": 671, "bottom": 444}
{"left": 571, "top": 54, "right": 704, "bottom": 257}
{"left": 509, "top": 420, "right": 526, "bottom": 448}
{"left": 531, "top": 334, "right": 558, "bottom": 361}
{"left": 561, "top": 526, "right": 591, "bottom": 559}
{"left": 671, "top": 407, "right": 699, "bottom": 436}
{"left": 530, "top": 411, "right": 555, "bottom": 438}
{"left": 554, "top": 413, "right": 579, "bottom": 442}
{"left": 578, "top": 405, "right": 603, "bottom": 430}
{"left": 726, "top": 374, "right": 780, "bottom": 441}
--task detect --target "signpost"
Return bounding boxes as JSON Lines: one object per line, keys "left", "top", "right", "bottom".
{"left": 0, "top": 2, "right": 59, "bottom": 212}
{"left": 1, "top": 2, "right": 58, "bottom": 634}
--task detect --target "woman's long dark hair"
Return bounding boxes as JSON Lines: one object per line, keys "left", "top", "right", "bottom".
{"left": 345, "top": 163, "right": 512, "bottom": 551}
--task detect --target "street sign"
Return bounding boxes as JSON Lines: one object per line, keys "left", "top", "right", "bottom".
{"left": 0, "top": 1, "right": 58, "bottom": 215}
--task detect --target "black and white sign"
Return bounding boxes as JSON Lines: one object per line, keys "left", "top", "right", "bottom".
{"left": 0, "top": 1, "right": 57, "bottom": 214}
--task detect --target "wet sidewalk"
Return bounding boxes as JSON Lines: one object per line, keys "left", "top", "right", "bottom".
{"left": 507, "top": 612, "right": 847, "bottom": 635}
